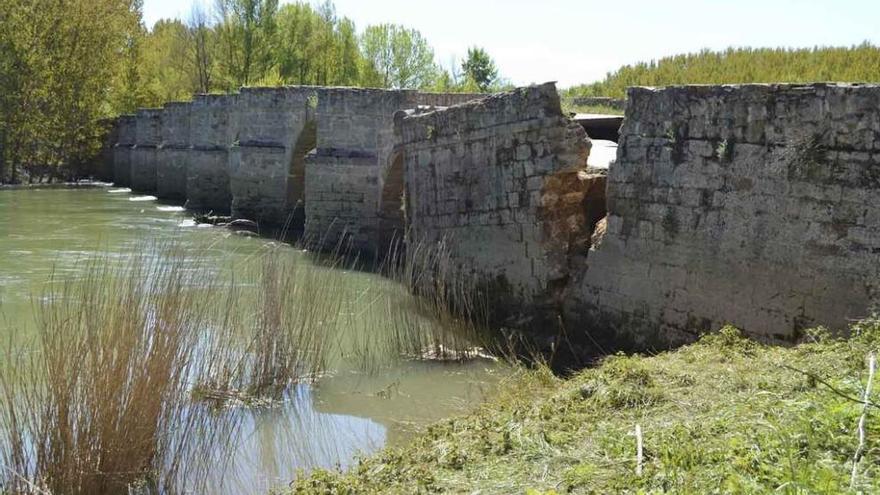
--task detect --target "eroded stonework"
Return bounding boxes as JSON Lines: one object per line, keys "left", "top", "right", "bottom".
{"left": 130, "top": 108, "right": 162, "bottom": 192}
{"left": 157, "top": 102, "right": 190, "bottom": 200}
{"left": 304, "top": 89, "right": 481, "bottom": 252}
{"left": 566, "top": 83, "right": 880, "bottom": 347}
{"left": 186, "top": 94, "right": 233, "bottom": 213}
{"left": 104, "top": 82, "right": 880, "bottom": 352}
{"left": 112, "top": 115, "right": 136, "bottom": 187}
{"left": 229, "top": 87, "right": 317, "bottom": 226}
{"left": 395, "top": 83, "right": 599, "bottom": 329}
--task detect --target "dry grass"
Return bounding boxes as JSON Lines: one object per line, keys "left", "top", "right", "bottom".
{"left": 0, "top": 247, "right": 232, "bottom": 494}
{"left": 0, "top": 234, "right": 507, "bottom": 493}
{"left": 0, "top": 242, "right": 352, "bottom": 493}
{"left": 383, "top": 236, "right": 493, "bottom": 362}
{"left": 194, "top": 246, "right": 346, "bottom": 403}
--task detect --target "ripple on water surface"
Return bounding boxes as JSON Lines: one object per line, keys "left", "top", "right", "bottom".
{"left": 0, "top": 186, "right": 506, "bottom": 493}
{"left": 129, "top": 195, "right": 157, "bottom": 202}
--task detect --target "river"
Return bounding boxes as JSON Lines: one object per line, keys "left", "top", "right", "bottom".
{"left": 0, "top": 186, "right": 505, "bottom": 493}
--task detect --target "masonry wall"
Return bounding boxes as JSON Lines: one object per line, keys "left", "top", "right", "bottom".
{"left": 305, "top": 88, "right": 409, "bottom": 250}
{"left": 395, "top": 83, "right": 594, "bottom": 328}
{"left": 157, "top": 102, "right": 191, "bottom": 200}
{"left": 113, "top": 115, "right": 136, "bottom": 186}
{"left": 92, "top": 119, "right": 119, "bottom": 181}
{"left": 228, "top": 87, "right": 316, "bottom": 226}
{"left": 566, "top": 83, "right": 880, "bottom": 347}
{"left": 131, "top": 108, "right": 162, "bottom": 192}
{"left": 187, "top": 94, "right": 233, "bottom": 213}
{"left": 304, "top": 89, "right": 481, "bottom": 252}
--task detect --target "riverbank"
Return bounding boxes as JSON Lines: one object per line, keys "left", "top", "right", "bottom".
{"left": 0, "top": 187, "right": 507, "bottom": 494}
{"left": 291, "top": 319, "right": 880, "bottom": 493}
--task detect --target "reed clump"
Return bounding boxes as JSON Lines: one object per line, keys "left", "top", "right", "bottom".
{"left": 384, "top": 236, "right": 494, "bottom": 362}
{"left": 0, "top": 242, "right": 352, "bottom": 493}
{"left": 327, "top": 234, "right": 498, "bottom": 374}
{"left": 0, "top": 234, "right": 507, "bottom": 493}
{"left": 0, "top": 249, "right": 229, "bottom": 494}
{"left": 194, "top": 246, "right": 346, "bottom": 404}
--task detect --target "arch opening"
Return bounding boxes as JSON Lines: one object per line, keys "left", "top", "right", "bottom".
{"left": 286, "top": 118, "right": 318, "bottom": 234}
{"left": 377, "top": 150, "right": 407, "bottom": 257}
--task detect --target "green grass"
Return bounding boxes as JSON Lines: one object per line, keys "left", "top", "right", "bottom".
{"left": 560, "top": 103, "right": 625, "bottom": 117}
{"left": 289, "top": 321, "right": 880, "bottom": 493}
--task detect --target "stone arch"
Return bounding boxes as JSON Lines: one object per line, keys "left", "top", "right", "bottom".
{"left": 285, "top": 118, "right": 317, "bottom": 233}
{"left": 377, "top": 149, "right": 407, "bottom": 256}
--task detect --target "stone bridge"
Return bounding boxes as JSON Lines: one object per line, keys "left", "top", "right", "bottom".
{"left": 105, "top": 82, "right": 880, "bottom": 353}
{"left": 109, "top": 86, "right": 481, "bottom": 253}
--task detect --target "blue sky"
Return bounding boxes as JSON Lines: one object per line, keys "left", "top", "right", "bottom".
{"left": 143, "top": 0, "right": 880, "bottom": 88}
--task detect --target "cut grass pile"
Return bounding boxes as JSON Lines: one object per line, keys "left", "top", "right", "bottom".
{"left": 291, "top": 321, "right": 880, "bottom": 493}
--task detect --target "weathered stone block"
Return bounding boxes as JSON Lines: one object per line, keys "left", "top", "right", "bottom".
{"left": 156, "top": 148, "right": 188, "bottom": 200}
{"left": 394, "top": 82, "right": 593, "bottom": 333}
{"left": 186, "top": 149, "right": 231, "bottom": 213}
{"left": 567, "top": 83, "right": 880, "bottom": 347}
{"left": 130, "top": 146, "right": 157, "bottom": 192}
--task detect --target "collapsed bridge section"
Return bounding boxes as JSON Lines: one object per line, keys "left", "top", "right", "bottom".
{"left": 567, "top": 83, "right": 880, "bottom": 348}
{"left": 393, "top": 82, "right": 604, "bottom": 337}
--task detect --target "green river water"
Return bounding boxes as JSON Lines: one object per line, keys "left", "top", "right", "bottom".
{"left": 0, "top": 186, "right": 505, "bottom": 493}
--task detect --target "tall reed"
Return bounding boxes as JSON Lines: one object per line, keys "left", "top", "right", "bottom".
{"left": 0, "top": 233, "right": 503, "bottom": 493}
{"left": 0, "top": 247, "right": 234, "bottom": 494}
{"left": 195, "top": 246, "right": 346, "bottom": 402}
{"left": 332, "top": 233, "right": 497, "bottom": 372}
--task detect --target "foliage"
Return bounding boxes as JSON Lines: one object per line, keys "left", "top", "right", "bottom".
{"left": 214, "top": 0, "right": 279, "bottom": 89}
{"left": 0, "top": 0, "right": 142, "bottom": 183}
{"left": 273, "top": 1, "right": 360, "bottom": 86}
{"left": 360, "top": 23, "right": 438, "bottom": 89}
{"left": 461, "top": 46, "right": 499, "bottom": 92}
{"left": 0, "top": 0, "right": 503, "bottom": 182}
{"left": 290, "top": 320, "right": 880, "bottom": 493}
{"left": 140, "top": 19, "right": 197, "bottom": 103}
{"left": 560, "top": 102, "right": 625, "bottom": 116}
{"left": 565, "top": 43, "right": 880, "bottom": 98}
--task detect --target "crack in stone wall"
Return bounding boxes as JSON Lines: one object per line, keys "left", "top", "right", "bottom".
{"left": 565, "top": 83, "right": 880, "bottom": 349}
{"left": 394, "top": 83, "right": 599, "bottom": 335}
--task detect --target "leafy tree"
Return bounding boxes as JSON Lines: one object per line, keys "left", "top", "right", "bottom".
{"left": 186, "top": 2, "right": 215, "bottom": 94}
{"left": 461, "top": 47, "right": 498, "bottom": 91}
{"left": 566, "top": 44, "right": 880, "bottom": 98}
{"left": 360, "top": 24, "right": 437, "bottom": 89}
{"left": 140, "top": 19, "right": 197, "bottom": 104}
{"left": 274, "top": 1, "right": 361, "bottom": 86}
{"left": 214, "top": 0, "right": 278, "bottom": 88}
{"left": 0, "top": 0, "right": 143, "bottom": 182}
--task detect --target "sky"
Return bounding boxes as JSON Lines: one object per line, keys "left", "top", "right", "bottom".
{"left": 142, "top": 0, "right": 880, "bottom": 88}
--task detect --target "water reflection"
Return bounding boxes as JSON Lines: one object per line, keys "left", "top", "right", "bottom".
{"left": 207, "top": 386, "right": 385, "bottom": 494}
{"left": 0, "top": 186, "right": 505, "bottom": 491}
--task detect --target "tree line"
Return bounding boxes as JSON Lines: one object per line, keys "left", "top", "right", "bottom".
{"left": 0, "top": 0, "right": 504, "bottom": 183}
{"left": 564, "top": 44, "right": 880, "bottom": 99}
